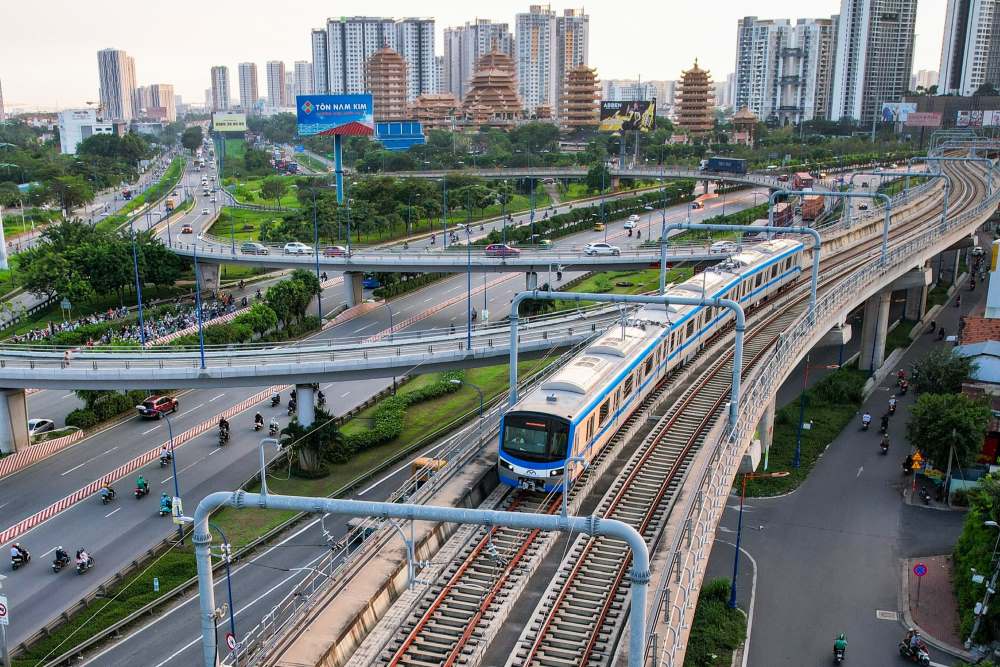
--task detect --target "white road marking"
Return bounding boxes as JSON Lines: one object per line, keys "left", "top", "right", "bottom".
{"left": 173, "top": 403, "right": 205, "bottom": 418}
{"left": 41, "top": 546, "right": 56, "bottom": 557}
{"left": 62, "top": 393, "right": 76, "bottom": 399}
{"left": 141, "top": 424, "right": 161, "bottom": 435}
{"left": 423, "top": 297, "right": 433, "bottom": 303}
{"left": 353, "top": 321, "right": 377, "bottom": 333}
{"left": 60, "top": 461, "right": 90, "bottom": 477}
{"left": 209, "top": 393, "right": 225, "bottom": 402}
{"left": 104, "top": 507, "right": 121, "bottom": 518}
{"left": 208, "top": 448, "right": 221, "bottom": 456}
{"left": 340, "top": 391, "right": 351, "bottom": 398}
{"left": 857, "top": 466, "right": 864, "bottom": 478}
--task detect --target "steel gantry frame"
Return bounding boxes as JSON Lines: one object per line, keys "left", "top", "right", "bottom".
{"left": 507, "top": 290, "right": 746, "bottom": 423}
{"left": 911, "top": 155, "right": 995, "bottom": 196}
{"left": 191, "top": 490, "right": 650, "bottom": 667}
{"left": 768, "top": 188, "right": 892, "bottom": 261}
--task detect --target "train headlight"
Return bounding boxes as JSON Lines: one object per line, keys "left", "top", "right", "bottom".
{"left": 499, "top": 459, "right": 514, "bottom": 471}
{"left": 549, "top": 468, "right": 564, "bottom": 477}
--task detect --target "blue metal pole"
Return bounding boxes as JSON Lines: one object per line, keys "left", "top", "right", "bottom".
{"left": 793, "top": 357, "right": 809, "bottom": 468}
{"left": 128, "top": 219, "right": 147, "bottom": 347}
{"left": 164, "top": 414, "right": 184, "bottom": 544}
{"left": 728, "top": 475, "right": 746, "bottom": 608}
{"left": 442, "top": 178, "right": 448, "bottom": 248}
{"left": 333, "top": 135, "right": 344, "bottom": 205}
{"left": 312, "top": 190, "right": 322, "bottom": 319}
{"left": 466, "top": 229, "right": 472, "bottom": 349}
{"left": 209, "top": 522, "right": 237, "bottom": 649}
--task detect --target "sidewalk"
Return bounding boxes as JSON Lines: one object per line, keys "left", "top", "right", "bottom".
{"left": 901, "top": 555, "right": 971, "bottom": 661}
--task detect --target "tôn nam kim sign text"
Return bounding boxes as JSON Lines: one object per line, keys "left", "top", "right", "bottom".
{"left": 296, "top": 94, "right": 374, "bottom": 136}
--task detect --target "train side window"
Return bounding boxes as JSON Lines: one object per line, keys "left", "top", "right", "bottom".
{"left": 755, "top": 273, "right": 762, "bottom": 288}
{"left": 645, "top": 357, "right": 654, "bottom": 376}
{"left": 598, "top": 399, "right": 610, "bottom": 426}
{"left": 586, "top": 415, "right": 595, "bottom": 442}
{"left": 686, "top": 321, "right": 694, "bottom": 338}
{"left": 623, "top": 375, "right": 634, "bottom": 398}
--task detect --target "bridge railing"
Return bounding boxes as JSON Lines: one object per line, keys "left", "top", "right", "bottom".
{"left": 645, "top": 154, "right": 997, "bottom": 666}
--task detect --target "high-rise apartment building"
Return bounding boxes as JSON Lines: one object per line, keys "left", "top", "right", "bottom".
{"left": 911, "top": 69, "right": 939, "bottom": 90}
{"left": 602, "top": 80, "right": 673, "bottom": 107}
{"left": 321, "top": 17, "right": 398, "bottom": 95}
{"left": 267, "top": 61, "right": 287, "bottom": 108}
{"left": 97, "top": 48, "right": 137, "bottom": 121}
{"left": 516, "top": 5, "right": 558, "bottom": 113}
{"left": 210, "top": 65, "right": 231, "bottom": 111}
{"left": 829, "top": 0, "right": 917, "bottom": 123}
{"left": 134, "top": 86, "right": 152, "bottom": 116}
{"left": 0, "top": 78, "right": 5, "bottom": 121}
{"left": 939, "top": 0, "right": 1000, "bottom": 96}
{"left": 734, "top": 16, "right": 839, "bottom": 124}
{"left": 556, "top": 8, "right": 589, "bottom": 117}
{"left": 443, "top": 19, "right": 514, "bottom": 101}
{"left": 149, "top": 83, "right": 176, "bottom": 121}
{"left": 294, "top": 61, "right": 313, "bottom": 97}
{"left": 238, "top": 62, "right": 259, "bottom": 113}
{"left": 397, "top": 18, "right": 437, "bottom": 102}
{"left": 311, "top": 30, "right": 330, "bottom": 94}
{"left": 284, "top": 72, "right": 296, "bottom": 108}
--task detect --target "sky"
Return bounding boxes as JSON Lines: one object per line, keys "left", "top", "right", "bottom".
{"left": 1, "top": 0, "right": 947, "bottom": 111}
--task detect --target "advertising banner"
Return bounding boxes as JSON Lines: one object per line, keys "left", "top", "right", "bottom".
{"left": 958, "top": 110, "right": 985, "bottom": 127}
{"left": 904, "top": 112, "right": 942, "bottom": 128}
{"left": 599, "top": 100, "right": 656, "bottom": 133}
{"left": 296, "top": 94, "right": 374, "bottom": 136}
{"left": 880, "top": 102, "right": 917, "bottom": 123}
{"left": 211, "top": 112, "right": 247, "bottom": 132}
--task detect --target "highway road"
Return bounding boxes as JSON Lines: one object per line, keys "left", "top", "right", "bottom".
{"left": 4, "top": 158, "right": 768, "bottom": 655}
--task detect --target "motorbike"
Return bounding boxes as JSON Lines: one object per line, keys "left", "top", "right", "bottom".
{"left": 898, "top": 641, "right": 931, "bottom": 666}
{"left": 159, "top": 500, "right": 172, "bottom": 517}
{"left": 880, "top": 440, "right": 889, "bottom": 455}
{"left": 11, "top": 550, "right": 30, "bottom": 570}
{"left": 134, "top": 484, "right": 149, "bottom": 499}
{"left": 889, "top": 402, "right": 897, "bottom": 415}
{"left": 253, "top": 420, "right": 263, "bottom": 432}
{"left": 903, "top": 457, "right": 914, "bottom": 475}
{"left": 76, "top": 555, "right": 95, "bottom": 575}
{"left": 287, "top": 400, "right": 296, "bottom": 416}
{"left": 918, "top": 486, "right": 932, "bottom": 505}
{"left": 899, "top": 381, "right": 909, "bottom": 396}
{"left": 833, "top": 646, "right": 845, "bottom": 664}
{"left": 317, "top": 393, "right": 326, "bottom": 407}
{"left": 218, "top": 429, "right": 229, "bottom": 446}
{"left": 52, "top": 553, "right": 71, "bottom": 573}
{"left": 270, "top": 394, "right": 280, "bottom": 408}
{"left": 269, "top": 422, "right": 279, "bottom": 437}
{"left": 861, "top": 418, "right": 870, "bottom": 432}
{"left": 100, "top": 487, "right": 116, "bottom": 505}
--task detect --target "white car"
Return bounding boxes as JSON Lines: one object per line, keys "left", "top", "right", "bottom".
{"left": 584, "top": 242, "right": 621, "bottom": 256}
{"left": 201, "top": 208, "right": 210, "bottom": 215}
{"left": 28, "top": 418, "right": 55, "bottom": 437}
{"left": 710, "top": 240, "right": 738, "bottom": 254}
{"left": 283, "top": 242, "right": 313, "bottom": 255}
{"left": 623, "top": 217, "right": 640, "bottom": 230}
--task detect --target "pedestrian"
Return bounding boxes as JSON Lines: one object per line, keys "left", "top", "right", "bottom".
{"left": 63, "top": 349, "right": 72, "bottom": 366}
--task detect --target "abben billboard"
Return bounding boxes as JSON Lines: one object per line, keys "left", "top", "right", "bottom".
{"left": 296, "top": 94, "right": 374, "bottom": 136}
{"left": 599, "top": 100, "right": 656, "bottom": 133}
{"left": 212, "top": 112, "right": 247, "bottom": 132}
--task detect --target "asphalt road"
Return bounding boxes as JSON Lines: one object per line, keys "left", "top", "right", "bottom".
{"left": 4, "top": 165, "right": 767, "bottom": 649}
{"left": 714, "top": 250, "right": 980, "bottom": 667}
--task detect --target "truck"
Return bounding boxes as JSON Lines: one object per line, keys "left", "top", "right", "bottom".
{"left": 800, "top": 195, "right": 824, "bottom": 221}
{"left": 772, "top": 202, "right": 793, "bottom": 226}
{"left": 792, "top": 172, "right": 814, "bottom": 190}
{"left": 700, "top": 157, "right": 748, "bottom": 174}
{"left": 165, "top": 198, "right": 176, "bottom": 212}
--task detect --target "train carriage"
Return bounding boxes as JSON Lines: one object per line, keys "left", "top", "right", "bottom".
{"left": 499, "top": 238, "right": 805, "bottom": 492}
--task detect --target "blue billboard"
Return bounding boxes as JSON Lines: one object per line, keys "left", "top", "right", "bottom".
{"left": 375, "top": 121, "right": 426, "bottom": 151}
{"left": 296, "top": 94, "right": 374, "bottom": 136}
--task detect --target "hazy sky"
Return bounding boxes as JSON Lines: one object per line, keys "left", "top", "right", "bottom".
{"left": 2, "top": 0, "right": 947, "bottom": 111}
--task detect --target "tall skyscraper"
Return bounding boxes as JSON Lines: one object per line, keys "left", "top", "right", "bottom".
{"left": 556, "top": 8, "right": 589, "bottom": 117}
{"left": 311, "top": 29, "right": 330, "bottom": 94}
{"left": 210, "top": 65, "right": 231, "bottom": 111}
{"left": 149, "top": 83, "right": 176, "bottom": 121}
{"left": 284, "top": 72, "right": 296, "bottom": 108}
{"left": 267, "top": 61, "right": 287, "bottom": 108}
{"left": 829, "top": 0, "right": 917, "bottom": 123}
{"left": 443, "top": 19, "right": 514, "bottom": 100}
{"left": 734, "top": 16, "right": 839, "bottom": 124}
{"left": 396, "top": 18, "right": 437, "bottom": 102}
{"left": 238, "top": 62, "right": 259, "bottom": 113}
{"left": 516, "top": 5, "right": 558, "bottom": 113}
{"left": 911, "top": 69, "right": 939, "bottom": 90}
{"left": 294, "top": 61, "right": 313, "bottom": 97}
{"left": 97, "top": 48, "right": 137, "bottom": 121}
{"left": 0, "top": 78, "right": 5, "bottom": 121}
{"left": 324, "top": 17, "right": 398, "bottom": 95}
{"left": 134, "top": 85, "right": 152, "bottom": 116}
{"left": 939, "top": 0, "right": 1000, "bottom": 96}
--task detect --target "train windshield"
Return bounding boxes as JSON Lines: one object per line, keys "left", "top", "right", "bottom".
{"left": 501, "top": 413, "right": 569, "bottom": 463}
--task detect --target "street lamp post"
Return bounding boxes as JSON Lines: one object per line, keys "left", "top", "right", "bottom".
{"left": 312, "top": 189, "right": 322, "bottom": 319}
{"left": 163, "top": 413, "right": 185, "bottom": 544}
{"left": 729, "top": 471, "right": 789, "bottom": 608}
{"left": 192, "top": 240, "right": 207, "bottom": 369}
{"left": 449, "top": 378, "right": 483, "bottom": 435}
{"left": 128, "top": 219, "right": 147, "bottom": 347}
{"left": 793, "top": 356, "right": 840, "bottom": 468}
{"left": 441, "top": 178, "right": 449, "bottom": 249}
{"left": 465, "top": 226, "right": 473, "bottom": 349}
{"left": 209, "top": 521, "right": 237, "bottom": 661}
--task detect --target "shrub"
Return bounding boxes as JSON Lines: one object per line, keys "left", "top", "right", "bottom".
{"left": 65, "top": 409, "right": 99, "bottom": 429}
{"left": 813, "top": 369, "right": 865, "bottom": 404}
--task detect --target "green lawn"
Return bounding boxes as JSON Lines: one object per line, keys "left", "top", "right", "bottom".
{"left": 550, "top": 267, "right": 694, "bottom": 311}
{"left": 96, "top": 157, "right": 186, "bottom": 233}
{"left": 928, "top": 283, "right": 950, "bottom": 307}
{"left": 224, "top": 138, "right": 245, "bottom": 161}
{"left": 226, "top": 175, "right": 301, "bottom": 208}
{"left": 684, "top": 578, "right": 747, "bottom": 667}
{"left": 885, "top": 320, "right": 918, "bottom": 356}
{"left": 297, "top": 153, "right": 329, "bottom": 173}
{"left": 208, "top": 207, "right": 284, "bottom": 242}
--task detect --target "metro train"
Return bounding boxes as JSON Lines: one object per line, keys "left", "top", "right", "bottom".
{"left": 498, "top": 238, "right": 806, "bottom": 492}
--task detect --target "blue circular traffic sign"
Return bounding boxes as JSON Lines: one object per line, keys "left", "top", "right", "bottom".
{"left": 913, "top": 563, "right": 928, "bottom": 577}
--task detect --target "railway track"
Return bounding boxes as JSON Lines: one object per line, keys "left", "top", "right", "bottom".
{"left": 352, "top": 160, "right": 986, "bottom": 667}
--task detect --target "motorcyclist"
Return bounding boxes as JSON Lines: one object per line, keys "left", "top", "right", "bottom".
{"left": 218, "top": 416, "right": 230, "bottom": 434}
{"left": 880, "top": 414, "right": 890, "bottom": 432}
{"left": 861, "top": 411, "right": 872, "bottom": 428}
{"left": 160, "top": 493, "right": 172, "bottom": 512}
{"left": 136, "top": 475, "right": 148, "bottom": 495}
{"left": 100, "top": 481, "right": 115, "bottom": 501}
{"left": 289, "top": 389, "right": 296, "bottom": 402}
{"left": 271, "top": 392, "right": 280, "bottom": 406}
{"left": 54, "top": 546, "right": 69, "bottom": 565}
{"left": 288, "top": 398, "right": 297, "bottom": 412}
{"left": 269, "top": 416, "right": 280, "bottom": 434}
{"left": 10, "top": 543, "right": 28, "bottom": 563}
{"left": 160, "top": 444, "right": 172, "bottom": 461}
{"left": 254, "top": 412, "right": 264, "bottom": 427}
{"left": 881, "top": 433, "right": 890, "bottom": 450}
{"left": 897, "top": 369, "right": 906, "bottom": 384}
{"left": 317, "top": 390, "right": 326, "bottom": 405}
{"left": 833, "top": 633, "right": 847, "bottom": 655}
{"left": 905, "top": 628, "right": 923, "bottom": 651}
{"left": 75, "top": 548, "right": 90, "bottom": 567}
{"left": 888, "top": 396, "right": 897, "bottom": 412}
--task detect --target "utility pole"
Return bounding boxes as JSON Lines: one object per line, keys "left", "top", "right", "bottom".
{"left": 0, "top": 574, "right": 10, "bottom": 667}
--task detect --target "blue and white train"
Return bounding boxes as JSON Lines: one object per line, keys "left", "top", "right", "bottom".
{"left": 498, "top": 238, "right": 806, "bottom": 492}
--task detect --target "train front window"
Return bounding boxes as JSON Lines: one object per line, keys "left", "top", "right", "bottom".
{"left": 502, "top": 414, "right": 569, "bottom": 462}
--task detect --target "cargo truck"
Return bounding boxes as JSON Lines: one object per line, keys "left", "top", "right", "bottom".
{"left": 165, "top": 198, "right": 176, "bottom": 212}
{"left": 800, "top": 195, "right": 824, "bottom": 221}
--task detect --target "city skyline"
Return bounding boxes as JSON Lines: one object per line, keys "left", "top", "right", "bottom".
{"left": 2, "top": 0, "right": 946, "bottom": 111}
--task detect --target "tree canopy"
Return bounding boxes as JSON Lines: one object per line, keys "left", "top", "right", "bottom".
{"left": 906, "top": 392, "right": 991, "bottom": 470}
{"left": 912, "top": 347, "right": 977, "bottom": 395}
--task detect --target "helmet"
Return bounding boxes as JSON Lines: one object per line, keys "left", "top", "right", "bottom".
{"left": 837, "top": 633, "right": 845, "bottom": 640}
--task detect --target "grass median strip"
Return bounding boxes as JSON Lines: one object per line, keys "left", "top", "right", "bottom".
{"left": 684, "top": 578, "right": 748, "bottom": 667}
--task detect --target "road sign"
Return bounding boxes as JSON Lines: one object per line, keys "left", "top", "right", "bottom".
{"left": 60, "top": 298, "right": 71, "bottom": 311}
{"left": 912, "top": 452, "right": 923, "bottom": 464}
{"left": 913, "top": 563, "right": 928, "bottom": 577}
{"left": 225, "top": 632, "right": 237, "bottom": 651}
{"left": 0, "top": 595, "right": 8, "bottom": 625}
{"left": 171, "top": 496, "right": 184, "bottom": 525}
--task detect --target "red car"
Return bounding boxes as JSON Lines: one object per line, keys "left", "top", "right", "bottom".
{"left": 323, "top": 245, "right": 348, "bottom": 257}
{"left": 484, "top": 243, "right": 520, "bottom": 257}
{"left": 136, "top": 395, "right": 179, "bottom": 419}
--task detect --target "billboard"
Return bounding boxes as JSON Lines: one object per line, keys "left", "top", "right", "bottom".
{"left": 957, "top": 109, "right": 1000, "bottom": 127}
{"left": 904, "top": 112, "right": 942, "bottom": 128}
{"left": 212, "top": 112, "right": 247, "bottom": 132}
{"left": 296, "top": 94, "right": 374, "bottom": 136}
{"left": 375, "top": 121, "right": 426, "bottom": 151}
{"left": 599, "top": 100, "right": 656, "bottom": 133}
{"left": 880, "top": 102, "right": 917, "bottom": 123}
